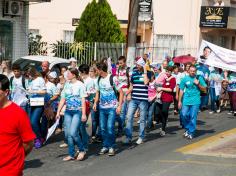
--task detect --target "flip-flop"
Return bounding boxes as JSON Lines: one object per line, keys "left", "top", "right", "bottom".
{"left": 63, "top": 156, "right": 74, "bottom": 161}
{"left": 76, "top": 152, "right": 86, "bottom": 161}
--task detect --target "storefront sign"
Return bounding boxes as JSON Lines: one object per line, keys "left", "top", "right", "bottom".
{"left": 200, "top": 6, "right": 230, "bottom": 28}
{"left": 139, "top": 0, "right": 152, "bottom": 13}
{"left": 139, "top": 0, "right": 152, "bottom": 21}
{"left": 72, "top": 18, "right": 80, "bottom": 26}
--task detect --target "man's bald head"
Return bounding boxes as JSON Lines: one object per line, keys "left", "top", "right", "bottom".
{"left": 41, "top": 61, "right": 50, "bottom": 74}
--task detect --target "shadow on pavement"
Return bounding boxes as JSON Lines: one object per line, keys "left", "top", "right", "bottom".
{"left": 24, "top": 159, "right": 44, "bottom": 170}
{"left": 195, "top": 129, "right": 216, "bottom": 138}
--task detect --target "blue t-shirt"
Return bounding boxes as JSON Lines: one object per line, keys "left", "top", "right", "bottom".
{"left": 228, "top": 72, "right": 236, "bottom": 92}
{"left": 61, "top": 81, "right": 87, "bottom": 111}
{"left": 179, "top": 75, "right": 207, "bottom": 105}
{"left": 209, "top": 70, "right": 222, "bottom": 88}
{"left": 197, "top": 64, "right": 210, "bottom": 80}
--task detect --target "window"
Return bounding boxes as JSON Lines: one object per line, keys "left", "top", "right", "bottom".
{"left": 219, "top": 36, "right": 228, "bottom": 48}
{"left": 155, "top": 34, "right": 184, "bottom": 48}
{"left": 0, "top": 20, "right": 13, "bottom": 61}
{"left": 63, "top": 30, "right": 75, "bottom": 43}
{"left": 153, "top": 34, "right": 184, "bottom": 60}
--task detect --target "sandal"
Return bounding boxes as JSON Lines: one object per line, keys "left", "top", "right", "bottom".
{"left": 76, "top": 152, "right": 86, "bottom": 161}
{"left": 63, "top": 156, "right": 74, "bottom": 161}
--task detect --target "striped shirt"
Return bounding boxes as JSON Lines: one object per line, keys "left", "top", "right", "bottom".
{"left": 131, "top": 71, "right": 151, "bottom": 101}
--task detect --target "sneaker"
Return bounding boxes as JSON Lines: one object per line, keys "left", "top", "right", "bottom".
{"left": 209, "top": 111, "right": 214, "bottom": 114}
{"left": 216, "top": 109, "right": 221, "bottom": 113}
{"left": 136, "top": 138, "right": 144, "bottom": 145}
{"left": 234, "top": 112, "right": 236, "bottom": 116}
{"left": 99, "top": 147, "right": 108, "bottom": 155}
{"left": 160, "top": 130, "right": 166, "bottom": 137}
{"left": 137, "top": 120, "right": 140, "bottom": 124}
{"left": 228, "top": 111, "right": 233, "bottom": 115}
{"left": 59, "top": 143, "right": 68, "bottom": 148}
{"left": 174, "top": 110, "right": 179, "bottom": 115}
{"left": 108, "top": 148, "right": 115, "bottom": 156}
{"left": 34, "top": 138, "right": 42, "bottom": 149}
{"left": 187, "top": 134, "right": 193, "bottom": 140}
{"left": 183, "top": 131, "right": 188, "bottom": 138}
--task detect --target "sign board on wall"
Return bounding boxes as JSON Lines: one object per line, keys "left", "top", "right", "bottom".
{"left": 138, "top": 0, "right": 152, "bottom": 21}
{"left": 200, "top": 6, "right": 230, "bottom": 28}
{"left": 72, "top": 18, "right": 80, "bottom": 26}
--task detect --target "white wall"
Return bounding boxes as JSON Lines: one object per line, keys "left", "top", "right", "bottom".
{"left": 29, "top": 0, "right": 129, "bottom": 44}
{"left": 153, "top": 0, "right": 202, "bottom": 48}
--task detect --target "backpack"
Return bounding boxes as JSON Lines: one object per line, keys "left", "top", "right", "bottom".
{"left": 117, "top": 67, "right": 130, "bottom": 87}
{"left": 97, "top": 74, "right": 119, "bottom": 100}
{"left": 196, "top": 75, "right": 207, "bottom": 96}
{"left": 10, "top": 76, "right": 26, "bottom": 90}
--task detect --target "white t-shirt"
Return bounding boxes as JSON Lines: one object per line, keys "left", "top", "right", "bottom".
{"left": 28, "top": 77, "right": 46, "bottom": 98}
{"left": 10, "top": 76, "right": 29, "bottom": 106}
{"left": 61, "top": 81, "right": 87, "bottom": 111}
{"left": 46, "top": 82, "right": 59, "bottom": 98}
{"left": 83, "top": 77, "right": 96, "bottom": 102}
{"left": 11, "top": 76, "right": 29, "bottom": 92}
{"left": 95, "top": 74, "right": 121, "bottom": 109}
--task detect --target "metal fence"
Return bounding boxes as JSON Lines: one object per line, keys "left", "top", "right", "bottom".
{"left": 29, "top": 42, "right": 197, "bottom": 65}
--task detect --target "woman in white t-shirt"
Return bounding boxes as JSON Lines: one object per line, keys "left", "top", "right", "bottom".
{"left": 56, "top": 68, "right": 87, "bottom": 161}
{"left": 27, "top": 67, "right": 47, "bottom": 149}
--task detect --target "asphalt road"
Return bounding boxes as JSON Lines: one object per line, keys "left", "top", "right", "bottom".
{"left": 24, "top": 110, "right": 236, "bottom": 176}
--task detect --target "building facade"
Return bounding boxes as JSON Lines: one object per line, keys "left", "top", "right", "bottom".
{"left": 0, "top": 0, "right": 50, "bottom": 62}
{"left": 29, "top": 0, "right": 236, "bottom": 62}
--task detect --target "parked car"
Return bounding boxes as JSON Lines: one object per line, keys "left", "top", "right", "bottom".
{"left": 13, "top": 55, "right": 70, "bottom": 74}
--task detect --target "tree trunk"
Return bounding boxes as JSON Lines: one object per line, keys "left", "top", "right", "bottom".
{"left": 126, "top": 0, "right": 139, "bottom": 67}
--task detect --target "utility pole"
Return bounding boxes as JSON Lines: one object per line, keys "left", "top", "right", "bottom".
{"left": 126, "top": 0, "right": 139, "bottom": 67}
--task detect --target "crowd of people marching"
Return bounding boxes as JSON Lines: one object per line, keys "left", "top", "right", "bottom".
{"left": 0, "top": 46, "right": 236, "bottom": 161}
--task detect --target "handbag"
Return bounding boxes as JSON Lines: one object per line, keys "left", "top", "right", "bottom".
{"left": 30, "top": 97, "right": 44, "bottom": 106}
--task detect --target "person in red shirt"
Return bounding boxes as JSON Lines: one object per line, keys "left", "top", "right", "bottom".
{"left": 156, "top": 66, "right": 176, "bottom": 137}
{"left": 0, "top": 74, "right": 36, "bottom": 176}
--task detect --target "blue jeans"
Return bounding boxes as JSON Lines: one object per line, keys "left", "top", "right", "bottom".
{"left": 200, "top": 94, "right": 209, "bottom": 109}
{"left": 119, "top": 99, "right": 129, "bottom": 129}
{"left": 91, "top": 104, "right": 101, "bottom": 137}
{"left": 209, "top": 87, "right": 219, "bottom": 112}
{"left": 41, "top": 115, "right": 48, "bottom": 139}
{"left": 79, "top": 122, "right": 89, "bottom": 150}
{"left": 21, "top": 103, "right": 30, "bottom": 116}
{"left": 99, "top": 108, "right": 116, "bottom": 149}
{"left": 30, "top": 106, "right": 44, "bottom": 139}
{"left": 147, "top": 101, "right": 155, "bottom": 128}
{"left": 125, "top": 99, "right": 149, "bottom": 140}
{"left": 116, "top": 99, "right": 129, "bottom": 134}
{"left": 64, "top": 110, "right": 84, "bottom": 157}
{"left": 181, "top": 104, "right": 200, "bottom": 136}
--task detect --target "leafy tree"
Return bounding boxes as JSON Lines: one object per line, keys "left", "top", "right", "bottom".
{"left": 28, "top": 33, "right": 47, "bottom": 55}
{"left": 51, "top": 40, "right": 85, "bottom": 60}
{"left": 74, "top": 0, "right": 125, "bottom": 43}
